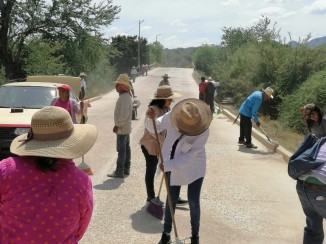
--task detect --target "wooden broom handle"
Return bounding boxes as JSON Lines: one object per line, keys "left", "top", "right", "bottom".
{"left": 151, "top": 118, "right": 179, "bottom": 238}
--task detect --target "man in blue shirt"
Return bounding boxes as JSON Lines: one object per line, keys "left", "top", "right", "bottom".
{"left": 238, "top": 87, "right": 274, "bottom": 148}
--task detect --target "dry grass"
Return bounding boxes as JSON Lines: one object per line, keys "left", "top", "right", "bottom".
{"left": 224, "top": 106, "right": 304, "bottom": 153}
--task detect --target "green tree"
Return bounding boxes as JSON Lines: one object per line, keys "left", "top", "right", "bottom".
{"left": 193, "top": 45, "right": 220, "bottom": 74}
{"left": 162, "top": 47, "right": 195, "bottom": 68}
{"left": 148, "top": 42, "right": 163, "bottom": 65}
{"left": 0, "top": 0, "right": 120, "bottom": 79}
{"left": 24, "top": 38, "right": 65, "bottom": 75}
{"left": 109, "top": 35, "right": 148, "bottom": 75}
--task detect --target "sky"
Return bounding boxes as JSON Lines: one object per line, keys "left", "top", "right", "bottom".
{"left": 100, "top": 0, "right": 325, "bottom": 49}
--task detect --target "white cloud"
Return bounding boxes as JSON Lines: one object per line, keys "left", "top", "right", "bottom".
{"left": 141, "top": 25, "right": 152, "bottom": 31}
{"left": 97, "top": 0, "right": 325, "bottom": 48}
{"left": 258, "top": 6, "right": 285, "bottom": 15}
{"left": 302, "top": 0, "right": 326, "bottom": 14}
{"left": 221, "top": 0, "right": 240, "bottom": 6}
{"left": 168, "top": 19, "right": 187, "bottom": 27}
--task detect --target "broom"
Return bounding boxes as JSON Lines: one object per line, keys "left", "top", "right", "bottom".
{"left": 146, "top": 118, "right": 165, "bottom": 219}
{"left": 149, "top": 118, "right": 183, "bottom": 243}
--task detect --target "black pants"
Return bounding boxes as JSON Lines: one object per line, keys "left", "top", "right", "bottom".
{"left": 239, "top": 114, "right": 252, "bottom": 144}
{"left": 141, "top": 145, "right": 159, "bottom": 200}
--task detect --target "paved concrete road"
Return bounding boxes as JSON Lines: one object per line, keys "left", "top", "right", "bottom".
{"left": 79, "top": 68, "right": 306, "bottom": 244}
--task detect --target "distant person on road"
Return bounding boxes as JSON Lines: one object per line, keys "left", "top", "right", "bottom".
{"left": 238, "top": 87, "right": 274, "bottom": 148}
{"left": 131, "top": 66, "right": 138, "bottom": 83}
{"left": 204, "top": 77, "right": 216, "bottom": 114}
{"left": 0, "top": 106, "right": 97, "bottom": 243}
{"left": 140, "top": 86, "right": 182, "bottom": 203}
{"left": 146, "top": 98, "right": 212, "bottom": 244}
{"left": 107, "top": 74, "right": 133, "bottom": 178}
{"left": 145, "top": 64, "right": 149, "bottom": 76}
{"left": 141, "top": 64, "right": 146, "bottom": 76}
{"left": 159, "top": 74, "right": 171, "bottom": 86}
{"left": 198, "top": 77, "right": 208, "bottom": 101}
{"left": 79, "top": 72, "right": 87, "bottom": 99}
{"left": 299, "top": 103, "right": 326, "bottom": 138}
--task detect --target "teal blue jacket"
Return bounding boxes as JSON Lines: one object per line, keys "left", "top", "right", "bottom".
{"left": 239, "top": 91, "right": 263, "bottom": 123}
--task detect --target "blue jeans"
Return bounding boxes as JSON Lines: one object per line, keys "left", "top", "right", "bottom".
{"left": 116, "top": 134, "right": 131, "bottom": 172}
{"left": 164, "top": 174, "right": 204, "bottom": 236}
{"left": 296, "top": 181, "right": 326, "bottom": 244}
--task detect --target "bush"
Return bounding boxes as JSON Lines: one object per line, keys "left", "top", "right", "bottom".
{"left": 279, "top": 70, "right": 326, "bottom": 133}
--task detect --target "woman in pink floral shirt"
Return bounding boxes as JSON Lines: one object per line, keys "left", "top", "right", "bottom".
{"left": 0, "top": 106, "right": 97, "bottom": 243}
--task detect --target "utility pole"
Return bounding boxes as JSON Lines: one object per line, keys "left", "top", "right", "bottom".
{"left": 156, "top": 34, "right": 161, "bottom": 43}
{"left": 138, "top": 20, "right": 144, "bottom": 69}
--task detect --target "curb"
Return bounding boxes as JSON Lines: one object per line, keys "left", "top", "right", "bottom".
{"left": 222, "top": 109, "right": 292, "bottom": 162}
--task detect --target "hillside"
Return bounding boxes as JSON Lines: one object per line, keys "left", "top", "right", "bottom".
{"left": 289, "top": 35, "right": 326, "bottom": 47}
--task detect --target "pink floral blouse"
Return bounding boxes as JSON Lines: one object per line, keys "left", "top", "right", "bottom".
{"left": 0, "top": 156, "right": 93, "bottom": 243}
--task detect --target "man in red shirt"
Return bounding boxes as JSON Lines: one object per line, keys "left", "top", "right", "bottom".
{"left": 199, "top": 77, "right": 208, "bottom": 101}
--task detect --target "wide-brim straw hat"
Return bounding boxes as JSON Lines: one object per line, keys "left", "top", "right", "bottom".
{"left": 262, "top": 87, "right": 274, "bottom": 99}
{"left": 151, "top": 85, "right": 182, "bottom": 100}
{"left": 79, "top": 72, "right": 87, "bottom": 77}
{"left": 170, "top": 98, "right": 212, "bottom": 136}
{"left": 10, "top": 106, "right": 97, "bottom": 159}
{"left": 162, "top": 74, "right": 170, "bottom": 78}
{"left": 115, "top": 73, "right": 132, "bottom": 89}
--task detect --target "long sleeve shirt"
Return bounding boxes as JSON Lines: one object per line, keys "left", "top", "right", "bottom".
{"left": 239, "top": 91, "right": 263, "bottom": 123}
{"left": 145, "top": 112, "right": 209, "bottom": 186}
{"left": 114, "top": 92, "right": 133, "bottom": 134}
{"left": 0, "top": 156, "right": 93, "bottom": 243}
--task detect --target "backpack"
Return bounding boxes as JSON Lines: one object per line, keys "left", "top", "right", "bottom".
{"left": 288, "top": 134, "right": 326, "bottom": 180}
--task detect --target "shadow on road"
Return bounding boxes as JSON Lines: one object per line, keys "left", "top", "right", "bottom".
{"left": 93, "top": 178, "right": 124, "bottom": 191}
{"left": 130, "top": 205, "right": 163, "bottom": 234}
{"left": 237, "top": 145, "right": 275, "bottom": 155}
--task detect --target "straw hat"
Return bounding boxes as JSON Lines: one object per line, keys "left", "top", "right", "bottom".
{"left": 207, "top": 77, "right": 213, "bottom": 82}
{"left": 162, "top": 74, "right": 170, "bottom": 78}
{"left": 10, "top": 106, "right": 97, "bottom": 159}
{"left": 115, "top": 73, "right": 132, "bottom": 89}
{"left": 79, "top": 72, "right": 87, "bottom": 77}
{"left": 57, "top": 84, "right": 71, "bottom": 92}
{"left": 151, "top": 85, "right": 182, "bottom": 100}
{"left": 262, "top": 87, "right": 274, "bottom": 99}
{"left": 170, "top": 98, "right": 212, "bottom": 136}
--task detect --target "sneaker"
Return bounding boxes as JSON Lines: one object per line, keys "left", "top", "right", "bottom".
{"left": 158, "top": 232, "right": 171, "bottom": 244}
{"left": 191, "top": 235, "right": 199, "bottom": 244}
{"left": 238, "top": 140, "right": 246, "bottom": 144}
{"left": 176, "top": 197, "right": 188, "bottom": 206}
{"left": 246, "top": 143, "right": 257, "bottom": 149}
{"left": 124, "top": 169, "right": 130, "bottom": 175}
{"left": 107, "top": 171, "right": 124, "bottom": 178}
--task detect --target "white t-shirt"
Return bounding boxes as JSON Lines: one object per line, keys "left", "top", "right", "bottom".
{"left": 80, "top": 78, "right": 87, "bottom": 92}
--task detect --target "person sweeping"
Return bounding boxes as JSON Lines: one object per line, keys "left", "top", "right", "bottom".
{"left": 145, "top": 98, "right": 212, "bottom": 244}
{"left": 140, "top": 86, "right": 182, "bottom": 204}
